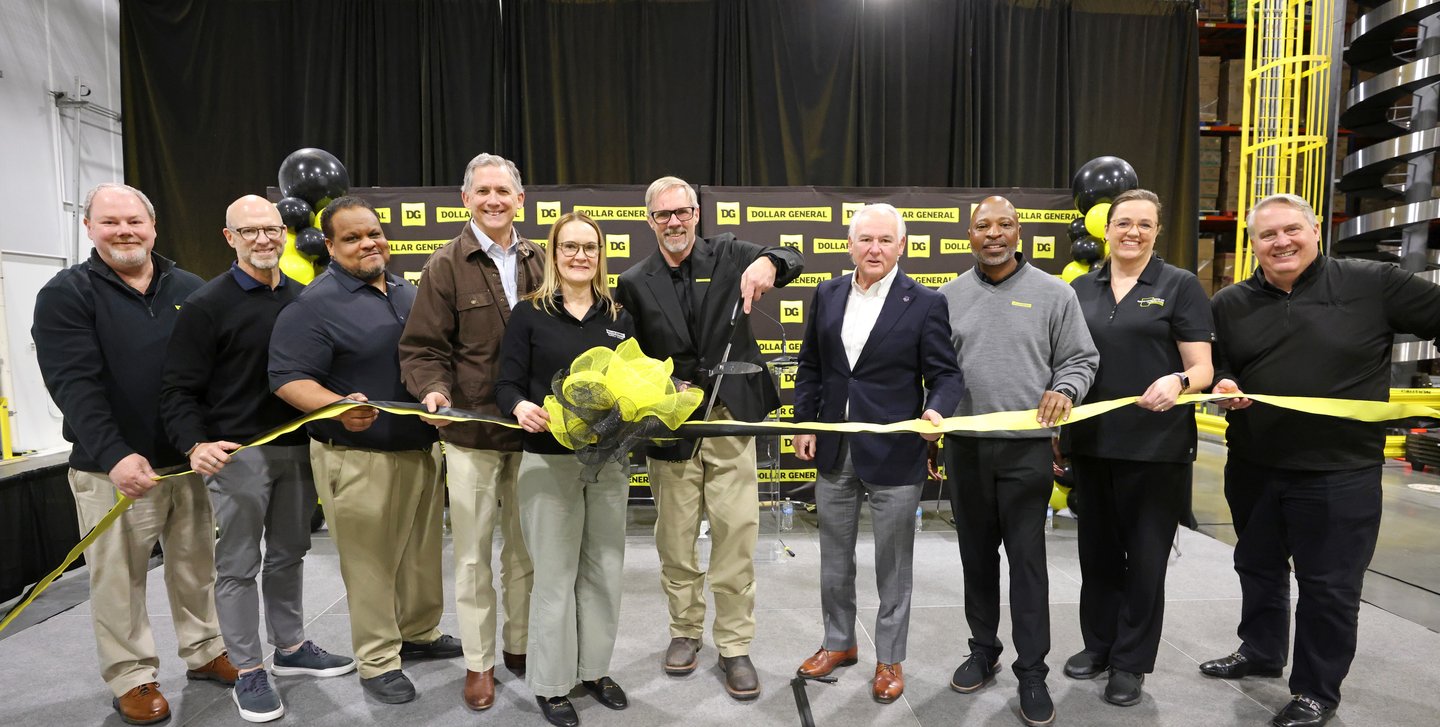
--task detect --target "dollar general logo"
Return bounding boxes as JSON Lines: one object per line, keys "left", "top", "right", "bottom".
{"left": 747, "top": 206, "right": 832, "bottom": 222}
{"left": 1139, "top": 296, "right": 1166, "bottom": 308}
{"left": 375, "top": 207, "right": 392, "bottom": 224}
{"left": 779, "top": 234, "right": 804, "bottom": 252}
{"left": 941, "top": 238, "right": 971, "bottom": 254}
{"left": 537, "top": 201, "right": 561, "bottom": 224}
{"left": 716, "top": 201, "right": 740, "bottom": 225}
{"left": 387, "top": 240, "right": 449, "bottom": 255}
{"left": 436, "top": 206, "right": 470, "bottom": 223}
{"left": 404, "top": 271, "right": 424, "bottom": 284}
{"left": 1011, "top": 300, "right": 1033, "bottom": 309}
{"left": 908, "top": 234, "right": 930, "bottom": 258}
{"left": 899, "top": 207, "right": 960, "bottom": 223}
{"left": 780, "top": 435, "right": 795, "bottom": 453}
{"left": 813, "top": 238, "right": 848, "bottom": 254}
{"left": 606, "top": 234, "right": 630, "bottom": 258}
{"left": 779, "top": 369, "right": 797, "bottom": 390}
{"left": 401, "top": 202, "right": 427, "bottom": 227}
{"left": 607, "top": 274, "right": 618, "bottom": 289}
{"left": 760, "top": 468, "right": 818, "bottom": 482}
{"left": 789, "top": 272, "right": 833, "bottom": 288}
{"left": 574, "top": 205, "right": 647, "bottom": 221}
{"left": 758, "top": 340, "right": 802, "bottom": 355}
{"left": 912, "top": 272, "right": 959, "bottom": 288}
{"left": 841, "top": 202, "right": 866, "bottom": 225}
{"left": 780, "top": 300, "right": 803, "bottom": 323}
{"left": 1031, "top": 235, "right": 1056, "bottom": 259}
{"left": 778, "top": 404, "right": 795, "bottom": 419}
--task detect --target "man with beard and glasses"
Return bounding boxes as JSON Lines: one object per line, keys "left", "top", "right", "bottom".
{"left": 34, "top": 183, "right": 237, "bottom": 725}
{"left": 269, "top": 196, "right": 455, "bottom": 706}
{"left": 160, "top": 195, "right": 356, "bottom": 723}
{"left": 936, "top": 195, "right": 1098, "bottom": 727}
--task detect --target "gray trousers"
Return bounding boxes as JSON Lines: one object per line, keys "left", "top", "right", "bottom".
{"left": 206, "top": 444, "right": 316, "bottom": 670}
{"left": 516, "top": 453, "right": 628, "bottom": 698}
{"left": 816, "top": 442, "right": 923, "bottom": 664}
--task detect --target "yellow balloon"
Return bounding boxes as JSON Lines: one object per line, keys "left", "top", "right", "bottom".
{"left": 279, "top": 230, "right": 316, "bottom": 284}
{"left": 1084, "top": 202, "right": 1111, "bottom": 239}
{"left": 1050, "top": 483, "right": 1070, "bottom": 512}
{"left": 1061, "top": 260, "right": 1090, "bottom": 283}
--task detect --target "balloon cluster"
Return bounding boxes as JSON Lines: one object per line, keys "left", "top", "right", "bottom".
{"left": 275, "top": 148, "right": 351, "bottom": 284}
{"left": 1062, "top": 156, "right": 1139, "bottom": 282}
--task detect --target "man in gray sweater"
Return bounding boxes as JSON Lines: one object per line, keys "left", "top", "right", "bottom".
{"left": 936, "top": 195, "right": 1098, "bottom": 727}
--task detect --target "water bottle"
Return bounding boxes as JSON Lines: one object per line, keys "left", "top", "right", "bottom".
{"left": 779, "top": 500, "right": 794, "bottom": 532}
{"left": 1046, "top": 506, "right": 1055, "bottom": 532}
{"left": 914, "top": 505, "right": 924, "bottom": 533}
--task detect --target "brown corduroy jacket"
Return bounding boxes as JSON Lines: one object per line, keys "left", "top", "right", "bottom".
{"left": 399, "top": 223, "right": 544, "bottom": 451}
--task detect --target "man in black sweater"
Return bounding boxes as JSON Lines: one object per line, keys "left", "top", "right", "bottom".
{"left": 159, "top": 195, "right": 355, "bottom": 723}
{"left": 1203, "top": 193, "right": 1440, "bottom": 727}
{"left": 33, "top": 183, "right": 236, "bottom": 725}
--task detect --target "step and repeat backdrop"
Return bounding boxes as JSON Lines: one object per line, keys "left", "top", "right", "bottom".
{"left": 304, "top": 184, "right": 1076, "bottom": 498}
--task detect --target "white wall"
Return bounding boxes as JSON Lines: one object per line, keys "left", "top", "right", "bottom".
{"left": 0, "top": 0, "right": 122, "bottom": 454}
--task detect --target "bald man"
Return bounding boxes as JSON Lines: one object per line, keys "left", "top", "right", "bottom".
{"left": 936, "top": 196, "right": 1097, "bottom": 727}
{"left": 160, "top": 195, "right": 354, "bottom": 723}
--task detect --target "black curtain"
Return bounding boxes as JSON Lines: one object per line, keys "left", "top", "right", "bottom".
{"left": 121, "top": 0, "right": 1197, "bottom": 276}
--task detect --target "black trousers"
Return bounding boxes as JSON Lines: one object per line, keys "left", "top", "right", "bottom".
{"left": 1071, "top": 455, "right": 1188, "bottom": 673}
{"left": 946, "top": 435, "right": 1053, "bottom": 678}
{"left": 1225, "top": 460, "right": 1382, "bottom": 708}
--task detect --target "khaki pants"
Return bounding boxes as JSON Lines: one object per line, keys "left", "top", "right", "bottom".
{"left": 516, "top": 453, "right": 627, "bottom": 697}
{"left": 647, "top": 421, "right": 758, "bottom": 657}
{"left": 70, "top": 468, "right": 224, "bottom": 697}
{"left": 311, "top": 442, "right": 443, "bottom": 678}
{"left": 443, "top": 443, "right": 533, "bottom": 672}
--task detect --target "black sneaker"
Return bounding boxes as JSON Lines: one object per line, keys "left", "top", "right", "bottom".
{"left": 1104, "top": 669, "right": 1143, "bottom": 707}
{"left": 232, "top": 670, "right": 284, "bottom": 723}
{"left": 359, "top": 669, "right": 416, "bottom": 704}
{"left": 399, "top": 634, "right": 463, "bottom": 660}
{"left": 1018, "top": 676, "right": 1055, "bottom": 726}
{"left": 271, "top": 641, "right": 356, "bottom": 677}
{"left": 1062, "top": 649, "right": 1108, "bottom": 680}
{"left": 950, "top": 652, "right": 1000, "bottom": 693}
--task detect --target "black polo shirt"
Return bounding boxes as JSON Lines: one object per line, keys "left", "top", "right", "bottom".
{"left": 269, "top": 262, "right": 437, "bottom": 452}
{"left": 496, "top": 295, "right": 637, "bottom": 454}
{"left": 1063, "top": 255, "right": 1214, "bottom": 463}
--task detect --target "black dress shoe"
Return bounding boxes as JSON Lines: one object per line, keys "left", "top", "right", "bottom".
{"left": 1271, "top": 695, "right": 1334, "bottom": 727}
{"left": 1199, "top": 651, "right": 1283, "bottom": 679}
{"left": 399, "top": 633, "right": 463, "bottom": 660}
{"left": 1103, "top": 669, "right": 1143, "bottom": 707}
{"left": 1062, "top": 650, "right": 1108, "bottom": 680}
{"left": 536, "top": 696, "right": 580, "bottom": 727}
{"left": 581, "top": 676, "right": 628, "bottom": 710}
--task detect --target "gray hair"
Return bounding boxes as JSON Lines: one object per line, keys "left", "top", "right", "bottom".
{"left": 84, "top": 183, "right": 156, "bottom": 221}
{"left": 1246, "top": 193, "right": 1318, "bottom": 230}
{"left": 645, "top": 176, "right": 698, "bottom": 209}
{"left": 848, "top": 203, "right": 906, "bottom": 241}
{"left": 461, "top": 153, "right": 524, "bottom": 194}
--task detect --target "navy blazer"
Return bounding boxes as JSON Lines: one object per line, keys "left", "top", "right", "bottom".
{"left": 793, "top": 270, "right": 964, "bottom": 485}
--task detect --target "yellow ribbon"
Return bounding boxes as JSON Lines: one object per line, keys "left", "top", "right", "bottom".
{"left": 4, "top": 391, "right": 1434, "bottom": 634}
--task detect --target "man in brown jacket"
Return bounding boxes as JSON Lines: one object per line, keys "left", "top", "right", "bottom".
{"left": 399, "top": 153, "right": 540, "bottom": 711}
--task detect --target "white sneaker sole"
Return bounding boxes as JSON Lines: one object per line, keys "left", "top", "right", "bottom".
{"left": 233, "top": 688, "right": 285, "bottom": 723}
{"left": 271, "top": 660, "right": 357, "bottom": 678}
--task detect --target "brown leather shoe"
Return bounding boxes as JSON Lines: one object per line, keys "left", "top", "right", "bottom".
{"left": 503, "top": 650, "right": 526, "bottom": 675}
{"left": 186, "top": 652, "right": 239, "bottom": 685}
{"left": 462, "top": 668, "right": 495, "bottom": 711}
{"left": 796, "top": 646, "right": 859, "bottom": 678}
{"left": 873, "top": 662, "right": 904, "bottom": 704}
{"left": 112, "top": 682, "right": 169, "bottom": 725}
{"left": 663, "top": 637, "right": 701, "bottom": 675}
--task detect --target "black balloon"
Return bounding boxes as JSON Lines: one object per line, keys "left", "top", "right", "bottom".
{"left": 1071, "top": 236, "right": 1103, "bottom": 264}
{"left": 295, "top": 227, "right": 328, "bottom": 263}
{"left": 278, "top": 148, "right": 350, "bottom": 206}
{"left": 1071, "top": 156, "right": 1139, "bottom": 213}
{"left": 276, "top": 197, "right": 313, "bottom": 230}
{"left": 1067, "top": 217, "right": 1087, "bottom": 242}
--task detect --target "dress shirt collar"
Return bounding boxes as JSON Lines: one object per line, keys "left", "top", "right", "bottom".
{"left": 850, "top": 263, "right": 900, "bottom": 299}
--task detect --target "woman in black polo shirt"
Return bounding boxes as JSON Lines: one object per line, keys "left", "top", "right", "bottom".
{"left": 1060, "top": 189, "right": 1214, "bottom": 707}
{"left": 497, "top": 212, "right": 636, "bottom": 727}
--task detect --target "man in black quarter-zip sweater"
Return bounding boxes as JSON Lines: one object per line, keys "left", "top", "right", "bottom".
{"left": 33, "top": 183, "right": 235, "bottom": 726}
{"left": 1202, "top": 193, "right": 1440, "bottom": 727}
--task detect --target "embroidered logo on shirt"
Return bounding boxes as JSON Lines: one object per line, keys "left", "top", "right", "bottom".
{"left": 1010, "top": 300, "right": 1032, "bottom": 308}
{"left": 1138, "top": 296, "right": 1166, "bottom": 308}
{"left": 174, "top": 305, "right": 182, "bottom": 310}
{"left": 605, "top": 329, "right": 627, "bottom": 340}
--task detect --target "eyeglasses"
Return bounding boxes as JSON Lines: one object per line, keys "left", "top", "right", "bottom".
{"left": 232, "top": 226, "right": 286, "bottom": 241}
{"left": 557, "top": 241, "right": 601, "bottom": 258}
{"left": 650, "top": 206, "right": 696, "bottom": 224}
{"left": 1109, "top": 220, "right": 1157, "bottom": 234}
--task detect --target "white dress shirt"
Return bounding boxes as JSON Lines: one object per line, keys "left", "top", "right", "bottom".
{"left": 471, "top": 220, "right": 520, "bottom": 308}
{"left": 841, "top": 264, "right": 899, "bottom": 370}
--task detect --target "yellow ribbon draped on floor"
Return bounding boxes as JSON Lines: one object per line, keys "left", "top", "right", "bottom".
{"left": 4, "top": 391, "right": 1437, "bottom": 634}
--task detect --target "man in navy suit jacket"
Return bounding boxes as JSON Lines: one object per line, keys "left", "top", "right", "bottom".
{"left": 791, "top": 203, "right": 963, "bottom": 704}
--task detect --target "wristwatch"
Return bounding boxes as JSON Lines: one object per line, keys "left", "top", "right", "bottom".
{"left": 1170, "top": 372, "right": 1190, "bottom": 391}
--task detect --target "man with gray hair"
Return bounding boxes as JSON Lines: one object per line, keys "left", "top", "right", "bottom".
{"left": 1200, "top": 193, "right": 1440, "bottom": 727}
{"left": 399, "top": 153, "right": 538, "bottom": 711}
{"left": 34, "top": 182, "right": 237, "bottom": 725}
{"left": 616, "top": 175, "right": 803, "bottom": 699}
{"left": 792, "top": 203, "right": 963, "bottom": 703}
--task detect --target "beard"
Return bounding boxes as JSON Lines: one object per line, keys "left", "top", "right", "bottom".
{"left": 103, "top": 246, "right": 149, "bottom": 269}
{"left": 660, "top": 231, "right": 692, "bottom": 255}
{"left": 245, "top": 251, "right": 280, "bottom": 270}
{"left": 976, "top": 247, "right": 1014, "bottom": 267}
{"left": 341, "top": 256, "right": 386, "bottom": 282}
